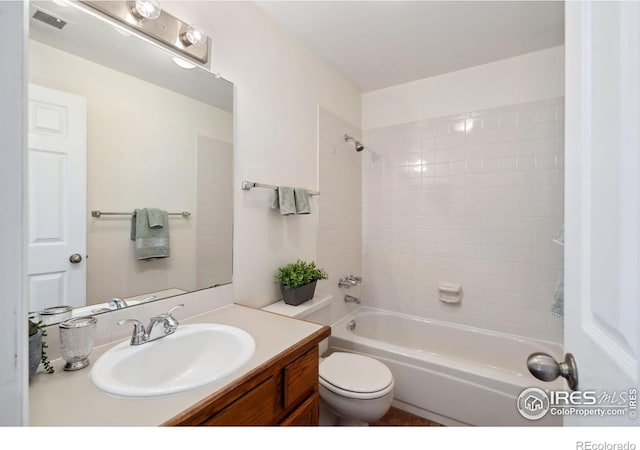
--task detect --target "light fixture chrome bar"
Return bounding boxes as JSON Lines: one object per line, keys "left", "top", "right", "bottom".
{"left": 91, "top": 210, "right": 191, "bottom": 218}
{"left": 242, "top": 181, "right": 320, "bottom": 196}
{"left": 80, "top": 1, "right": 209, "bottom": 64}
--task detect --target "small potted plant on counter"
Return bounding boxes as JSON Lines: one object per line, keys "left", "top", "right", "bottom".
{"left": 275, "top": 260, "right": 328, "bottom": 306}
{"left": 29, "top": 318, "right": 55, "bottom": 379}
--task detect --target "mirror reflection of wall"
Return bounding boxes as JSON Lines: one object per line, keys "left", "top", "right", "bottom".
{"left": 27, "top": 3, "right": 233, "bottom": 313}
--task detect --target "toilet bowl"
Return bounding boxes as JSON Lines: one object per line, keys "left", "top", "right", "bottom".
{"left": 318, "top": 352, "right": 394, "bottom": 425}
{"left": 261, "top": 295, "right": 394, "bottom": 425}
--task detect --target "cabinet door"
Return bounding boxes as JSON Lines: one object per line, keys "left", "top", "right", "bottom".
{"left": 283, "top": 347, "right": 318, "bottom": 409}
{"left": 202, "top": 377, "right": 276, "bottom": 426}
{"left": 281, "top": 396, "right": 319, "bottom": 426}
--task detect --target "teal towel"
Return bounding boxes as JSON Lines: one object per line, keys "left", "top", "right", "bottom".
{"left": 294, "top": 188, "right": 310, "bottom": 214}
{"left": 130, "top": 208, "right": 170, "bottom": 260}
{"left": 551, "top": 225, "right": 564, "bottom": 318}
{"left": 271, "top": 186, "right": 296, "bottom": 215}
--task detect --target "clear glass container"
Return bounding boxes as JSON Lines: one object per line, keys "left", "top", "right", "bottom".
{"left": 39, "top": 305, "right": 73, "bottom": 326}
{"left": 59, "top": 316, "right": 97, "bottom": 371}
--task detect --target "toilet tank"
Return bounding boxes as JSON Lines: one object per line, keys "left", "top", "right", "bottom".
{"left": 262, "top": 293, "right": 333, "bottom": 354}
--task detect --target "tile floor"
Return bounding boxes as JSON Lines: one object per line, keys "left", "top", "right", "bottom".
{"left": 370, "top": 407, "right": 443, "bottom": 426}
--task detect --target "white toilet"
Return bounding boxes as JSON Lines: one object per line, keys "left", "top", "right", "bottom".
{"left": 262, "top": 293, "right": 395, "bottom": 425}
{"left": 318, "top": 351, "right": 394, "bottom": 425}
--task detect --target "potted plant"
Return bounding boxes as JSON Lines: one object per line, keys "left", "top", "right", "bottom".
{"left": 29, "top": 318, "right": 54, "bottom": 380}
{"left": 275, "top": 260, "right": 328, "bottom": 306}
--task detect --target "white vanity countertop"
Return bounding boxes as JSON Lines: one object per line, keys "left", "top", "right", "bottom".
{"left": 29, "top": 304, "right": 326, "bottom": 426}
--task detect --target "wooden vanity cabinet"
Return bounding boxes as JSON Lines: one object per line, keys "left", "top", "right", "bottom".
{"left": 165, "top": 326, "right": 329, "bottom": 426}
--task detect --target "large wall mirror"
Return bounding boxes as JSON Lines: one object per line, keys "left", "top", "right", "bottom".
{"left": 27, "top": 1, "right": 234, "bottom": 324}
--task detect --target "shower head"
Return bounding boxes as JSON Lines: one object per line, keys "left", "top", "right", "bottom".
{"left": 344, "top": 134, "right": 365, "bottom": 152}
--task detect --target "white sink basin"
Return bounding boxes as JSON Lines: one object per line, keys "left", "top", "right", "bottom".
{"left": 90, "top": 324, "right": 255, "bottom": 397}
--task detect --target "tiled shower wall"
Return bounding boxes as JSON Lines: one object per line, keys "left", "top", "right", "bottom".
{"left": 362, "top": 98, "right": 564, "bottom": 343}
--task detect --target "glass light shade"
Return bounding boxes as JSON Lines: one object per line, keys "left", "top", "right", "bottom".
{"left": 131, "top": 0, "right": 162, "bottom": 20}
{"left": 172, "top": 57, "right": 196, "bottom": 69}
{"left": 180, "top": 24, "right": 207, "bottom": 47}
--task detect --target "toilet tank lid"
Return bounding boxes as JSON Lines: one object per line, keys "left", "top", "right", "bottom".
{"left": 319, "top": 352, "right": 393, "bottom": 394}
{"left": 261, "top": 293, "right": 333, "bottom": 318}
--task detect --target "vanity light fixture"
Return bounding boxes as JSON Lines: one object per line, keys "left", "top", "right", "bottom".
{"left": 172, "top": 56, "right": 196, "bottom": 70}
{"left": 82, "top": 1, "right": 210, "bottom": 64}
{"left": 130, "top": 0, "right": 161, "bottom": 21}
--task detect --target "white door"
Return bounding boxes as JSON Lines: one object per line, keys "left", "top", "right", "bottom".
{"left": 28, "top": 84, "right": 87, "bottom": 312}
{"left": 564, "top": 1, "right": 640, "bottom": 425}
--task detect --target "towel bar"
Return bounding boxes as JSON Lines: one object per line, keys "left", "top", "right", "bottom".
{"left": 91, "top": 210, "right": 191, "bottom": 218}
{"left": 241, "top": 180, "right": 320, "bottom": 196}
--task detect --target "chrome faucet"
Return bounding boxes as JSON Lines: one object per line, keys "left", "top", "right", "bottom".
{"left": 118, "top": 304, "right": 184, "bottom": 345}
{"left": 108, "top": 297, "right": 128, "bottom": 309}
{"left": 338, "top": 275, "right": 362, "bottom": 289}
{"left": 344, "top": 295, "right": 361, "bottom": 304}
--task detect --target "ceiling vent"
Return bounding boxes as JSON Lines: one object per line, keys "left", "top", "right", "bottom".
{"left": 32, "top": 9, "right": 67, "bottom": 30}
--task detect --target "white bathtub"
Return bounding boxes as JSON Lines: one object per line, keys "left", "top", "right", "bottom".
{"left": 329, "top": 307, "right": 563, "bottom": 426}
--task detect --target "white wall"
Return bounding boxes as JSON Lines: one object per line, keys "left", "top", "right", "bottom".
{"left": 29, "top": 40, "right": 233, "bottom": 305}
{"left": 164, "top": 2, "right": 361, "bottom": 308}
{"left": 362, "top": 46, "right": 564, "bottom": 130}
{"left": 316, "top": 107, "right": 362, "bottom": 324}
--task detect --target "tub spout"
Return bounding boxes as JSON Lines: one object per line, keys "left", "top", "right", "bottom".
{"left": 344, "top": 295, "right": 361, "bottom": 304}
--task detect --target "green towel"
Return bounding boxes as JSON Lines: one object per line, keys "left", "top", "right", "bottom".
{"left": 271, "top": 186, "right": 296, "bottom": 215}
{"left": 294, "top": 188, "right": 310, "bottom": 214}
{"left": 130, "top": 208, "right": 170, "bottom": 260}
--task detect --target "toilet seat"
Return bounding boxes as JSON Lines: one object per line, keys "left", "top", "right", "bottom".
{"left": 319, "top": 352, "right": 394, "bottom": 400}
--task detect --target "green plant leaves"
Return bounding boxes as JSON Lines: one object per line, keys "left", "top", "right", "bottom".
{"left": 275, "top": 260, "right": 328, "bottom": 289}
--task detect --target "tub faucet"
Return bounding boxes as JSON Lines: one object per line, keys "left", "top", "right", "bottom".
{"left": 344, "top": 295, "right": 361, "bottom": 304}
{"left": 338, "top": 275, "right": 362, "bottom": 288}
{"left": 118, "top": 304, "right": 184, "bottom": 345}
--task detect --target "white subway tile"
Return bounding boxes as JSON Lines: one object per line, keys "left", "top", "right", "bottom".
{"left": 465, "top": 118, "right": 481, "bottom": 133}
{"left": 535, "top": 106, "right": 557, "bottom": 122}
{"left": 465, "top": 159, "right": 483, "bottom": 174}
{"left": 436, "top": 149, "right": 450, "bottom": 163}
{"left": 482, "top": 157, "right": 500, "bottom": 173}
{"left": 449, "top": 133, "right": 466, "bottom": 148}
{"left": 450, "top": 147, "right": 465, "bottom": 161}
{"left": 535, "top": 153, "right": 558, "bottom": 170}
{"left": 450, "top": 120, "right": 466, "bottom": 134}
{"left": 536, "top": 121, "right": 560, "bottom": 138}
{"left": 434, "top": 162, "right": 449, "bottom": 177}
{"left": 408, "top": 152, "right": 423, "bottom": 166}
{"left": 450, "top": 161, "right": 466, "bottom": 176}
{"left": 435, "top": 135, "right": 450, "bottom": 150}
{"left": 517, "top": 155, "right": 536, "bottom": 171}
{"left": 482, "top": 115, "right": 500, "bottom": 130}
{"left": 500, "top": 111, "right": 518, "bottom": 128}
{"left": 518, "top": 108, "right": 536, "bottom": 125}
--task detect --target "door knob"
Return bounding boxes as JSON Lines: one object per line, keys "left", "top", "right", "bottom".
{"left": 69, "top": 253, "right": 83, "bottom": 264}
{"left": 527, "top": 352, "right": 579, "bottom": 391}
